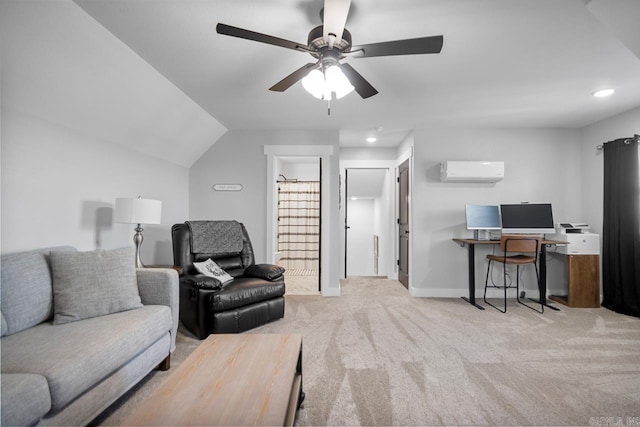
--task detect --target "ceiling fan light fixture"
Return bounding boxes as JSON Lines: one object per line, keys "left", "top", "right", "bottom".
{"left": 301, "top": 65, "right": 354, "bottom": 100}
{"left": 217, "top": 0, "right": 444, "bottom": 102}
{"left": 326, "top": 66, "right": 354, "bottom": 99}
{"left": 301, "top": 69, "right": 325, "bottom": 99}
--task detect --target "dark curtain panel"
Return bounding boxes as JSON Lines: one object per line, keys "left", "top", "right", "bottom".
{"left": 601, "top": 137, "right": 640, "bottom": 317}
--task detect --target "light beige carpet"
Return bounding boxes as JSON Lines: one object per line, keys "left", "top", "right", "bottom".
{"left": 93, "top": 277, "right": 640, "bottom": 426}
{"left": 285, "top": 274, "right": 320, "bottom": 295}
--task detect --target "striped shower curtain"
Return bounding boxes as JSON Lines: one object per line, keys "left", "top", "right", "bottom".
{"left": 277, "top": 181, "right": 320, "bottom": 271}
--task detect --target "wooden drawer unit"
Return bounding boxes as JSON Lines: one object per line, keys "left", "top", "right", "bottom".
{"left": 549, "top": 254, "right": 600, "bottom": 308}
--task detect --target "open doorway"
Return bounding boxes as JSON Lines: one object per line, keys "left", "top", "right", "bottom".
{"left": 345, "top": 168, "right": 393, "bottom": 278}
{"left": 276, "top": 157, "right": 321, "bottom": 295}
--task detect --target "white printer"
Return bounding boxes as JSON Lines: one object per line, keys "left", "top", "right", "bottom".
{"left": 548, "top": 223, "right": 600, "bottom": 255}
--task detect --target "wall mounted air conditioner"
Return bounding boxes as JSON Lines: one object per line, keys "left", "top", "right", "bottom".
{"left": 440, "top": 161, "right": 504, "bottom": 183}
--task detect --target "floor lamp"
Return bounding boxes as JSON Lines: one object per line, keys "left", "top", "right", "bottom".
{"left": 114, "top": 197, "right": 162, "bottom": 268}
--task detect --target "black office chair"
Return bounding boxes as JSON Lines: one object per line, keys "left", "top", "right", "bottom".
{"left": 483, "top": 234, "right": 544, "bottom": 313}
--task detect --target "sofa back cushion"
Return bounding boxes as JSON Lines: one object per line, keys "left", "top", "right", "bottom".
{"left": 0, "top": 246, "right": 76, "bottom": 337}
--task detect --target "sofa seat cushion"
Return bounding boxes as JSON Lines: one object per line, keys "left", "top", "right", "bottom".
{"left": 1, "top": 305, "right": 171, "bottom": 412}
{"left": 0, "top": 373, "right": 51, "bottom": 427}
{"left": 211, "top": 278, "right": 285, "bottom": 312}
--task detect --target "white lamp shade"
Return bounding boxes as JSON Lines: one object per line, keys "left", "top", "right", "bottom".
{"left": 114, "top": 198, "right": 162, "bottom": 225}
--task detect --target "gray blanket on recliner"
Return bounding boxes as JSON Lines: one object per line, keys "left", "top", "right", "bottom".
{"left": 186, "top": 220, "right": 243, "bottom": 255}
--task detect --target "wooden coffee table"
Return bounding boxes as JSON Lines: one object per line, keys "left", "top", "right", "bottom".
{"left": 123, "top": 333, "right": 303, "bottom": 426}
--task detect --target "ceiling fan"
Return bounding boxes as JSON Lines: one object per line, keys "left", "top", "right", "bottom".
{"left": 216, "top": 0, "right": 443, "bottom": 100}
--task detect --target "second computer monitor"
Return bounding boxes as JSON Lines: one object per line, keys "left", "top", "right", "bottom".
{"left": 500, "top": 203, "right": 555, "bottom": 234}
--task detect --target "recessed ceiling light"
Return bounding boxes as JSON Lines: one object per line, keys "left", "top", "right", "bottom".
{"left": 366, "top": 136, "right": 377, "bottom": 143}
{"left": 593, "top": 88, "right": 615, "bottom": 98}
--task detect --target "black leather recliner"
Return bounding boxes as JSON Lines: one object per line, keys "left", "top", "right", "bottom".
{"left": 172, "top": 221, "right": 285, "bottom": 339}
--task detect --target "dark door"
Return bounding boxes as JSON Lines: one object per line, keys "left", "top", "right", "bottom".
{"left": 398, "top": 159, "right": 410, "bottom": 288}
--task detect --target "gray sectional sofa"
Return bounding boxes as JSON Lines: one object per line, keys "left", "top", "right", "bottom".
{"left": 0, "top": 246, "right": 179, "bottom": 426}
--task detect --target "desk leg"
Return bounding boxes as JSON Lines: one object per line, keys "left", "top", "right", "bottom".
{"left": 528, "top": 244, "right": 560, "bottom": 311}
{"left": 297, "top": 340, "right": 305, "bottom": 409}
{"left": 461, "top": 243, "right": 484, "bottom": 310}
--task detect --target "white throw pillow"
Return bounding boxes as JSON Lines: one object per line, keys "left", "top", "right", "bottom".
{"left": 193, "top": 259, "right": 234, "bottom": 285}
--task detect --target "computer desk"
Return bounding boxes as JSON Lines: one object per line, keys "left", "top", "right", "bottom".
{"left": 452, "top": 238, "right": 568, "bottom": 310}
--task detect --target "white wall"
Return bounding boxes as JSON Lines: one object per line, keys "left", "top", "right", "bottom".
{"left": 373, "top": 169, "right": 393, "bottom": 277}
{"left": 0, "top": 0, "right": 199, "bottom": 263}
{"left": 279, "top": 161, "right": 320, "bottom": 181}
{"left": 190, "top": 130, "right": 331, "bottom": 261}
{"left": 410, "top": 128, "right": 583, "bottom": 297}
{"left": 1, "top": 111, "right": 188, "bottom": 263}
{"left": 3, "top": 0, "right": 637, "bottom": 297}
{"left": 340, "top": 148, "right": 398, "bottom": 161}
{"left": 397, "top": 132, "right": 415, "bottom": 160}
{"left": 189, "top": 130, "right": 342, "bottom": 294}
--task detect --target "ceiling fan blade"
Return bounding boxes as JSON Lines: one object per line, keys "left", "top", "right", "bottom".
{"left": 269, "top": 63, "right": 318, "bottom": 92}
{"left": 216, "top": 23, "right": 311, "bottom": 53}
{"left": 352, "top": 35, "right": 443, "bottom": 58}
{"left": 340, "top": 63, "right": 378, "bottom": 99}
{"left": 323, "top": 0, "right": 351, "bottom": 47}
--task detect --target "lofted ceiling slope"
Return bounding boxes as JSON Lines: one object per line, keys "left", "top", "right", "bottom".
{"left": 74, "top": 0, "right": 640, "bottom": 148}
{"left": 1, "top": 0, "right": 227, "bottom": 168}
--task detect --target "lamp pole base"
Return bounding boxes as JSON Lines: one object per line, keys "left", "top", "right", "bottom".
{"left": 133, "top": 224, "right": 145, "bottom": 268}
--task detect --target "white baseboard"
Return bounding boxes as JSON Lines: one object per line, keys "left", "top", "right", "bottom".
{"left": 409, "top": 287, "right": 456, "bottom": 298}
{"left": 321, "top": 286, "right": 341, "bottom": 297}
{"left": 409, "top": 286, "right": 560, "bottom": 300}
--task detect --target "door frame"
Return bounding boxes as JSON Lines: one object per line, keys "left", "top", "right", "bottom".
{"left": 265, "top": 145, "right": 337, "bottom": 296}
{"left": 339, "top": 159, "right": 399, "bottom": 281}
{"left": 276, "top": 158, "right": 322, "bottom": 291}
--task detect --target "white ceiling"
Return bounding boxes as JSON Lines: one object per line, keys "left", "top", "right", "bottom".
{"left": 70, "top": 0, "right": 640, "bottom": 148}
{"left": 347, "top": 169, "right": 387, "bottom": 199}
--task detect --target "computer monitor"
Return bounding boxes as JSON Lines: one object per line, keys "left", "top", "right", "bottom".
{"left": 465, "top": 204, "right": 501, "bottom": 239}
{"left": 500, "top": 203, "right": 555, "bottom": 234}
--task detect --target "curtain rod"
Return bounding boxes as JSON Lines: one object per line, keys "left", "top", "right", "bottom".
{"left": 278, "top": 174, "right": 294, "bottom": 182}
{"left": 277, "top": 174, "right": 319, "bottom": 183}
{"left": 596, "top": 134, "right": 639, "bottom": 150}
